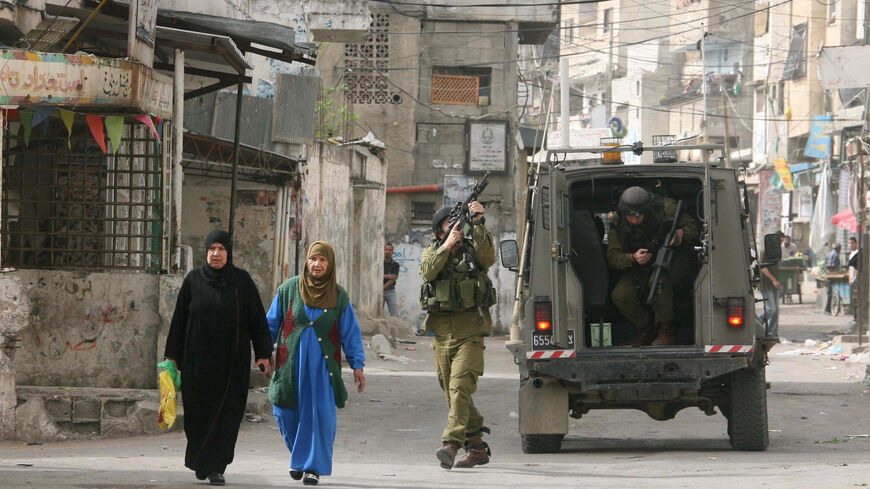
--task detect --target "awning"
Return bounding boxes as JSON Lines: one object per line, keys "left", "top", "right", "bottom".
{"left": 87, "top": 0, "right": 316, "bottom": 64}
{"left": 182, "top": 131, "right": 299, "bottom": 185}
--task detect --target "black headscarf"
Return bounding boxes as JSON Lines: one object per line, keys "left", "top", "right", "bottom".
{"left": 203, "top": 229, "right": 235, "bottom": 287}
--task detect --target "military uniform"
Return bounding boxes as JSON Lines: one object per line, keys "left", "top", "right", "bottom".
{"left": 420, "top": 220, "right": 496, "bottom": 466}
{"left": 607, "top": 197, "right": 698, "bottom": 342}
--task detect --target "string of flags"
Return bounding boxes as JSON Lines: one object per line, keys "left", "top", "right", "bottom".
{"left": 2, "top": 107, "right": 163, "bottom": 154}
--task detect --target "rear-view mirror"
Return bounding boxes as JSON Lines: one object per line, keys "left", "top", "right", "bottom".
{"left": 763, "top": 233, "right": 782, "bottom": 263}
{"left": 500, "top": 239, "right": 519, "bottom": 270}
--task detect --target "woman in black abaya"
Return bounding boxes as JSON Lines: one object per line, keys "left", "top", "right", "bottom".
{"left": 165, "top": 230, "right": 273, "bottom": 486}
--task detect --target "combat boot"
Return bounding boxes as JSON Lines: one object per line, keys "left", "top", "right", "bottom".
{"left": 436, "top": 441, "right": 461, "bottom": 469}
{"left": 454, "top": 441, "right": 491, "bottom": 468}
{"left": 631, "top": 323, "right": 655, "bottom": 347}
{"left": 651, "top": 322, "right": 675, "bottom": 346}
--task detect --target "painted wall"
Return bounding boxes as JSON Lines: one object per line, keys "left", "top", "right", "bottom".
{"left": 0, "top": 272, "right": 31, "bottom": 438}
{"left": 180, "top": 175, "right": 279, "bottom": 308}
{"left": 8, "top": 270, "right": 160, "bottom": 389}
{"left": 161, "top": 0, "right": 251, "bottom": 18}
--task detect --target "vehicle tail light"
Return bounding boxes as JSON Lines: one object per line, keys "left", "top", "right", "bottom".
{"left": 727, "top": 298, "right": 745, "bottom": 328}
{"left": 534, "top": 301, "right": 552, "bottom": 331}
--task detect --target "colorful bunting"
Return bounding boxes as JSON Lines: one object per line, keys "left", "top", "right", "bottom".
{"left": 133, "top": 114, "right": 160, "bottom": 140}
{"left": 32, "top": 106, "right": 53, "bottom": 128}
{"left": 60, "top": 109, "right": 75, "bottom": 149}
{"left": 9, "top": 106, "right": 163, "bottom": 153}
{"left": 86, "top": 114, "right": 107, "bottom": 154}
{"left": 105, "top": 115, "right": 124, "bottom": 155}
{"left": 19, "top": 109, "right": 33, "bottom": 147}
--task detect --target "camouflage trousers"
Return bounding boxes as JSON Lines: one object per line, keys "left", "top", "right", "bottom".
{"left": 611, "top": 267, "right": 674, "bottom": 329}
{"left": 433, "top": 335, "right": 486, "bottom": 444}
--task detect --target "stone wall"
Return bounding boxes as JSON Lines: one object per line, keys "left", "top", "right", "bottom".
{"left": 4, "top": 270, "right": 160, "bottom": 389}
{"left": 179, "top": 175, "right": 281, "bottom": 308}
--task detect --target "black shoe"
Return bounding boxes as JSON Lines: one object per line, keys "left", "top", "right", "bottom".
{"left": 195, "top": 471, "right": 208, "bottom": 481}
{"left": 303, "top": 472, "right": 320, "bottom": 486}
{"left": 208, "top": 473, "right": 225, "bottom": 486}
{"left": 290, "top": 469, "right": 303, "bottom": 480}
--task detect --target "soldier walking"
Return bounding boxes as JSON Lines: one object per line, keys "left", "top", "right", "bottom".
{"left": 420, "top": 201, "right": 497, "bottom": 469}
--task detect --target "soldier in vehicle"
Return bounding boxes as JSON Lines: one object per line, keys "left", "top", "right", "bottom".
{"left": 606, "top": 186, "right": 698, "bottom": 346}
{"left": 419, "top": 201, "right": 497, "bottom": 470}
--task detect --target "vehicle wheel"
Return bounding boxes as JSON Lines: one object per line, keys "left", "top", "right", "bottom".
{"left": 521, "top": 434, "right": 563, "bottom": 454}
{"left": 832, "top": 293, "right": 842, "bottom": 316}
{"left": 727, "top": 367, "right": 769, "bottom": 451}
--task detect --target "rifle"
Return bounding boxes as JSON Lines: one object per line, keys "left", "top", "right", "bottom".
{"left": 445, "top": 172, "right": 490, "bottom": 235}
{"left": 646, "top": 200, "right": 684, "bottom": 306}
{"left": 441, "top": 173, "right": 490, "bottom": 274}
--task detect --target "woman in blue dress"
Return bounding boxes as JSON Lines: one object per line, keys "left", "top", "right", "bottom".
{"left": 266, "top": 241, "right": 366, "bottom": 486}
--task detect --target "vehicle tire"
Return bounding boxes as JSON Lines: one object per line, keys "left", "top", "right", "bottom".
{"left": 727, "top": 367, "right": 769, "bottom": 451}
{"left": 521, "top": 434, "right": 563, "bottom": 454}
{"left": 832, "top": 292, "right": 842, "bottom": 316}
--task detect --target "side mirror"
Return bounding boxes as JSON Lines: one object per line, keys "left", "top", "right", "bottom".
{"left": 763, "top": 233, "right": 782, "bottom": 263}
{"left": 500, "top": 239, "right": 520, "bottom": 270}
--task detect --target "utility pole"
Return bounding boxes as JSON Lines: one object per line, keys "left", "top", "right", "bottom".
{"left": 606, "top": 16, "right": 614, "bottom": 121}
{"left": 722, "top": 88, "right": 732, "bottom": 168}
{"left": 700, "top": 22, "right": 707, "bottom": 140}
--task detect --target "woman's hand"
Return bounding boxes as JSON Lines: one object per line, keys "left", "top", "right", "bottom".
{"left": 353, "top": 369, "right": 365, "bottom": 393}
{"left": 255, "top": 358, "right": 272, "bottom": 377}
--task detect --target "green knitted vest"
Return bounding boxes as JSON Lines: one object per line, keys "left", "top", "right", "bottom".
{"left": 269, "top": 276, "right": 350, "bottom": 409}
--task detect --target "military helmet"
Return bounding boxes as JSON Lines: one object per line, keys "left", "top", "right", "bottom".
{"left": 617, "top": 186, "right": 651, "bottom": 216}
{"left": 432, "top": 206, "right": 453, "bottom": 236}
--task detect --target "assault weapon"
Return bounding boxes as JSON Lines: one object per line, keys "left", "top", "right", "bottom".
{"left": 646, "top": 200, "right": 684, "bottom": 306}
{"left": 446, "top": 172, "right": 490, "bottom": 233}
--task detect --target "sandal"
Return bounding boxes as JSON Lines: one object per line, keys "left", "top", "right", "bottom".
{"left": 302, "top": 472, "right": 320, "bottom": 486}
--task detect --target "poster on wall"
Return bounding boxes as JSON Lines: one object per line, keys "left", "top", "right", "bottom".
{"left": 467, "top": 121, "right": 507, "bottom": 173}
{"left": 757, "top": 169, "right": 783, "bottom": 242}
{"left": 136, "top": 0, "right": 159, "bottom": 46}
{"left": 443, "top": 175, "right": 475, "bottom": 207}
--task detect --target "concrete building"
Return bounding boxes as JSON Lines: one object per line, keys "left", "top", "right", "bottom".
{"left": 315, "top": 1, "right": 557, "bottom": 330}
{"left": 0, "top": 0, "right": 381, "bottom": 441}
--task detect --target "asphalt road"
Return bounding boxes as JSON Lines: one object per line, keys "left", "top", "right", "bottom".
{"left": 1, "top": 301, "right": 868, "bottom": 488}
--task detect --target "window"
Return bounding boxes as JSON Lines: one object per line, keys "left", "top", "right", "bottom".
{"left": 431, "top": 67, "right": 492, "bottom": 106}
{"left": 782, "top": 22, "right": 808, "bottom": 80}
{"left": 411, "top": 201, "right": 435, "bottom": 221}
{"left": 1, "top": 117, "right": 166, "bottom": 271}
{"left": 603, "top": 9, "right": 613, "bottom": 34}
{"left": 829, "top": 0, "right": 837, "bottom": 23}
{"left": 754, "top": 2, "right": 769, "bottom": 36}
{"left": 563, "top": 20, "right": 575, "bottom": 44}
{"left": 755, "top": 86, "right": 765, "bottom": 113}
{"left": 345, "top": 14, "right": 400, "bottom": 104}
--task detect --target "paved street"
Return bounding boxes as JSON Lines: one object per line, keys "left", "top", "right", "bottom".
{"left": 2, "top": 296, "right": 869, "bottom": 489}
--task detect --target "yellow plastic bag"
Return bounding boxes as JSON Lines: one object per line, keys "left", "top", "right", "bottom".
{"left": 157, "top": 370, "right": 177, "bottom": 430}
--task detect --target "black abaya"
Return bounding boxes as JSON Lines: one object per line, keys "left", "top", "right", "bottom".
{"left": 165, "top": 264, "right": 272, "bottom": 475}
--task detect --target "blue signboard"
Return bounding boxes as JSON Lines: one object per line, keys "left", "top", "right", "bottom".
{"left": 804, "top": 115, "right": 833, "bottom": 159}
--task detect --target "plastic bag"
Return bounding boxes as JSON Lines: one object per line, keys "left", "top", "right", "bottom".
{"left": 157, "top": 359, "right": 180, "bottom": 389}
{"left": 157, "top": 361, "right": 179, "bottom": 430}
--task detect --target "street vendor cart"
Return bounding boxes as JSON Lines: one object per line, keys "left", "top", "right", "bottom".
{"left": 821, "top": 271, "right": 851, "bottom": 316}
{"left": 777, "top": 256, "right": 807, "bottom": 303}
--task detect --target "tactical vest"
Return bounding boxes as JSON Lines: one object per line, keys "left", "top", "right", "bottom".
{"left": 612, "top": 199, "right": 665, "bottom": 253}
{"left": 419, "top": 245, "right": 497, "bottom": 313}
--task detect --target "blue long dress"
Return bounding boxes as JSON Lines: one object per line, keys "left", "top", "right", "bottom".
{"left": 266, "top": 295, "right": 366, "bottom": 476}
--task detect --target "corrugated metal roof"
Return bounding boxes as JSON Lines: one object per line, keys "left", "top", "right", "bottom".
{"left": 272, "top": 74, "right": 318, "bottom": 144}
{"left": 211, "top": 92, "right": 275, "bottom": 152}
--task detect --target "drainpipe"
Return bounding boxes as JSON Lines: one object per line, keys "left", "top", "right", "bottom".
{"left": 386, "top": 184, "right": 443, "bottom": 194}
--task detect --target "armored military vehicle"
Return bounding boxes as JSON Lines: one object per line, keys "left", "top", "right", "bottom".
{"left": 500, "top": 142, "right": 780, "bottom": 453}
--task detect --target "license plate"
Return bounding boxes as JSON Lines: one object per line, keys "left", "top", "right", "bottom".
{"left": 532, "top": 330, "right": 575, "bottom": 350}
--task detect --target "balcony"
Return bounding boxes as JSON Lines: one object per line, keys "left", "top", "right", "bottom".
{"left": 660, "top": 73, "right": 739, "bottom": 106}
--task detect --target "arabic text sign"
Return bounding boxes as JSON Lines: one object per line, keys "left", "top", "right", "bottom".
{"left": 468, "top": 121, "right": 507, "bottom": 172}
{"left": 804, "top": 115, "right": 832, "bottom": 159}
{"left": 0, "top": 50, "right": 172, "bottom": 119}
